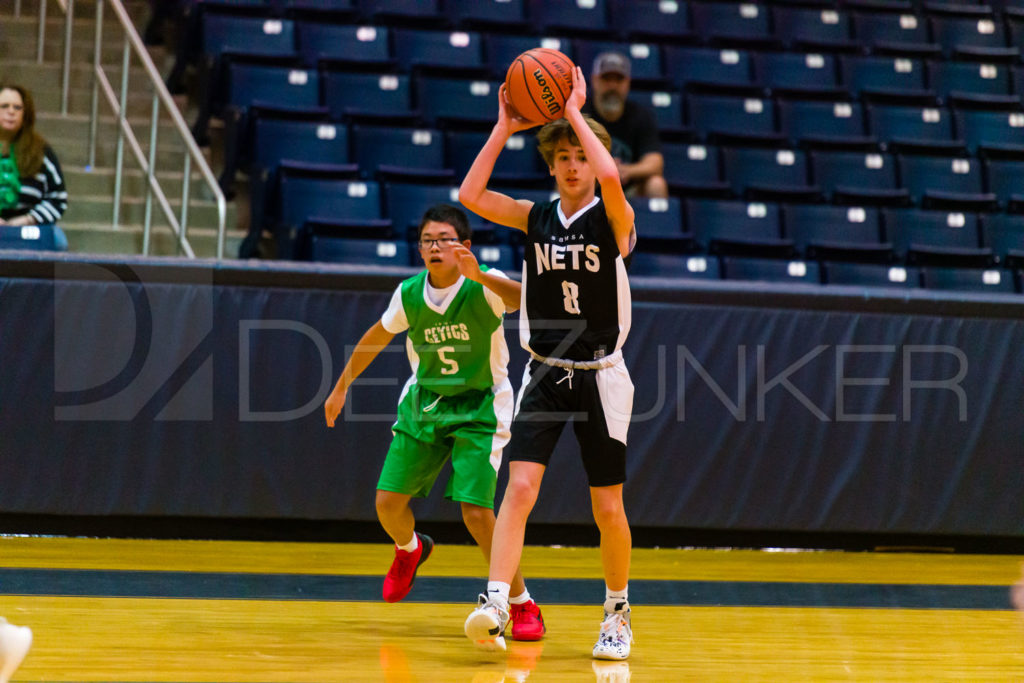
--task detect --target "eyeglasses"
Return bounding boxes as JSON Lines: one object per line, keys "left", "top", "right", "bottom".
{"left": 418, "top": 237, "right": 461, "bottom": 250}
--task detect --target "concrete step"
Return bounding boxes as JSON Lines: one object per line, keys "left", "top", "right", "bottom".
{"left": 65, "top": 166, "right": 220, "bottom": 203}
{"left": 62, "top": 223, "right": 245, "bottom": 259}
{"left": 7, "top": 0, "right": 149, "bottom": 21}
{"left": 3, "top": 58, "right": 172, "bottom": 93}
{"left": 63, "top": 193, "right": 235, "bottom": 231}
{"left": 39, "top": 112, "right": 187, "bottom": 147}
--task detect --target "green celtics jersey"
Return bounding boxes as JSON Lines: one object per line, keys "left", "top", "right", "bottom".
{"left": 381, "top": 269, "right": 510, "bottom": 396}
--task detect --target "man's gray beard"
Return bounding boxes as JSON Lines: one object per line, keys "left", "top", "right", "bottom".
{"left": 597, "top": 93, "right": 625, "bottom": 120}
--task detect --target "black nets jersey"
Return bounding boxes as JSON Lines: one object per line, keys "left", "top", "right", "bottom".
{"left": 520, "top": 197, "right": 632, "bottom": 361}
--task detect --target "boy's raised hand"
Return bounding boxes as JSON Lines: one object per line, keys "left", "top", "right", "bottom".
{"left": 498, "top": 84, "right": 539, "bottom": 135}
{"left": 452, "top": 243, "right": 483, "bottom": 282}
{"left": 565, "top": 66, "right": 586, "bottom": 116}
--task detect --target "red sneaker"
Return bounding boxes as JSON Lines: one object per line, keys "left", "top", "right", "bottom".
{"left": 382, "top": 533, "right": 433, "bottom": 603}
{"left": 510, "top": 600, "right": 546, "bottom": 641}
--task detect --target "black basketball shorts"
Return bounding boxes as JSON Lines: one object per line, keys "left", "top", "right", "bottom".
{"left": 507, "top": 357, "right": 634, "bottom": 487}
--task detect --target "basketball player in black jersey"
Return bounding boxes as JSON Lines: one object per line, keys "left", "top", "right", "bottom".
{"left": 460, "top": 66, "right": 637, "bottom": 660}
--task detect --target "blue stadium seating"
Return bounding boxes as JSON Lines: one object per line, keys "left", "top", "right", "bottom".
{"left": 823, "top": 261, "right": 920, "bottom": 288}
{"left": 983, "top": 155, "right": 1024, "bottom": 205}
{"left": 296, "top": 23, "right": 391, "bottom": 66}
{"left": 840, "top": 55, "right": 929, "bottom": 96}
{"left": 660, "top": 142, "right": 729, "bottom": 196}
{"left": 772, "top": 6, "right": 852, "bottom": 48}
{"left": 629, "top": 252, "right": 722, "bottom": 280}
{"left": 278, "top": 175, "right": 384, "bottom": 258}
{"left": 690, "top": 1, "right": 772, "bottom": 45}
{"left": 446, "top": 0, "right": 527, "bottom": 30}
{"left": 754, "top": 52, "right": 840, "bottom": 94}
{"left": 393, "top": 29, "right": 485, "bottom": 71}
{"left": 472, "top": 244, "right": 519, "bottom": 272}
{"left": 628, "top": 197, "right": 686, "bottom": 243}
{"left": 928, "top": 7, "right": 1005, "bottom": 57}
{"left": 528, "top": 0, "right": 610, "bottom": 36}
{"left": 778, "top": 99, "right": 866, "bottom": 143}
{"left": 629, "top": 90, "right": 684, "bottom": 131}
{"left": 485, "top": 35, "right": 574, "bottom": 79}
{"left": 663, "top": 46, "right": 754, "bottom": 91}
{"left": 850, "top": 9, "right": 930, "bottom": 49}
{"left": 383, "top": 182, "right": 462, "bottom": 238}
{"left": 0, "top": 225, "right": 66, "bottom": 252}
{"left": 955, "top": 108, "right": 1024, "bottom": 152}
{"left": 921, "top": 266, "right": 1017, "bottom": 292}
{"left": 882, "top": 208, "right": 988, "bottom": 264}
{"left": 361, "top": 0, "right": 443, "bottom": 24}
{"left": 573, "top": 41, "right": 664, "bottom": 82}
{"left": 323, "top": 71, "right": 414, "bottom": 119}
{"left": 351, "top": 125, "right": 447, "bottom": 178}
{"left": 867, "top": 103, "right": 955, "bottom": 145}
{"left": 810, "top": 150, "right": 898, "bottom": 196}
{"left": 784, "top": 204, "right": 889, "bottom": 261}
{"left": 310, "top": 237, "right": 412, "bottom": 267}
{"left": 981, "top": 213, "right": 1024, "bottom": 262}
{"left": 721, "top": 147, "right": 809, "bottom": 194}
{"left": 416, "top": 76, "right": 501, "bottom": 125}
{"left": 897, "top": 154, "right": 983, "bottom": 204}
{"left": 202, "top": 13, "right": 296, "bottom": 62}
{"left": 687, "top": 93, "right": 775, "bottom": 139}
{"left": 446, "top": 130, "right": 543, "bottom": 182}
{"left": 686, "top": 199, "right": 789, "bottom": 254}
{"left": 928, "top": 60, "right": 1012, "bottom": 99}
{"left": 609, "top": 0, "right": 691, "bottom": 42}
{"left": 722, "top": 256, "right": 821, "bottom": 284}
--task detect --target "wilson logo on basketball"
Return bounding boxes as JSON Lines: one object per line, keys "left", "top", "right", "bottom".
{"left": 531, "top": 69, "right": 561, "bottom": 116}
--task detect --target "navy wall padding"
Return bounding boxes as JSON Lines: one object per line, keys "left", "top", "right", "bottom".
{"left": 1, "top": 254, "right": 1021, "bottom": 537}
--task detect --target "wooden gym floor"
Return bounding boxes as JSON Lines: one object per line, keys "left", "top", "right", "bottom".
{"left": 0, "top": 536, "right": 1022, "bottom": 681}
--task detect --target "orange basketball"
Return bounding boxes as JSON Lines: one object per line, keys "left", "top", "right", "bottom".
{"left": 504, "top": 48, "right": 575, "bottom": 124}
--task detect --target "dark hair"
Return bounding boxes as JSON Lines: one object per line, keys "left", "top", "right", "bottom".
{"left": 536, "top": 114, "right": 611, "bottom": 167}
{"left": 418, "top": 203, "right": 471, "bottom": 241}
{"left": 0, "top": 84, "right": 46, "bottom": 177}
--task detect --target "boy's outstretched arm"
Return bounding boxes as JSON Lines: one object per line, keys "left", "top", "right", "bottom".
{"left": 459, "top": 85, "right": 538, "bottom": 232}
{"left": 564, "top": 66, "right": 636, "bottom": 258}
{"left": 452, "top": 244, "right": 522, "bottom": 312}
{"left": 324, "top": 321, "right": 395, "bottom": 427}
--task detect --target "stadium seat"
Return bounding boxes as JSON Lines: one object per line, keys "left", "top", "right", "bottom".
{"left": 810, "top": 149, "right": 898, "bottom": 197}
{"left": 753, "top": 52, "right": 839, "bottom": 94}
{"left": 784, "top": 204, "right": 890, "bottom": 261}
{"left": 361, "top": 0, "right": 443, "bottom": 24}
{"left": 472, "top": 244, "right": 519, "bottom": 272}
{"left": 394, "top": 29, "right": 485, "bottom": 72}
{"left": 690, "top": 1, "right": 772, "bottom": 45}
{"left": 921, "top": 265, "right": 1017, "bottom": 292}
{"left": 384, "top": 182, "right": 462, "bottom": 238}
{"left": 721, "top": 256, "right": 821, "bottom": 284}
{"left": 772, "top": 6, "right": 852, "bottom": 49}
{"left": 446, "top": 0, "right": 528, "bottom": 30}
{"left": 0, "top": 224, "right": 66, "bottom": 252}
{"left": 983, "top": 154, "right": 1024, "bottom": 205}
{"left": 446, "top": 130, "right": 543, "bottom": 182}
{"left": 867, "top": 103, "right": 955, "bottom": 145}
{"left": 954, "top": 108, "right": 1024, "bottom": 153}
{"left": 285, "top": 0, "right": 355, "bottom": 15}
{"left": 608, "top": 0, "right": 692, "bottom": 42}
{"left": 721, "top": 147, "right": 810, "bottom": 195}
{"left": 201, "top": 13, "right": 297, "bottom": 61}
{"left": 882, "top": 207, "right": 988, "bottom": 264}
{"left": 928, "top": 60, "right": 1012, "bottom": 99}
{"left": 687, "top": 93, "right": 776, "bottom": 139}
{"left": 981, "top": 213, "right": 1024, "bottom": 263}
{"left": 278, "top": 174, "right": 384, "bottom": 259}
{"left": 527, "top": 0, "right": 611, "bottom": 37}
{"left": 840, "top": 55, "right": 929, "bottom": 97}
{"left": 823, "top": 261, "right": 920, "bottom": 288}
{"left": 573, "top": 41, "right": 664, "bottom": 82}
{"left": 416, "top": 76, "right": 501, "bottom": 126}
{"left": 628, "top": 197, "right": 686, "bottom": 243}
{"left": 247, "top": 117, "right": 351, "bottom": 233}
{"left": 898, "top": 154, "right": 983, "bottom": 204}
{"left": 629, "top": 90, "right": 684, "bottom": 131}
{"left": 686, "top": 198, "right": 789, "bottom": 254}
{"left": 928, "top": 6, "right": 1005, "bottom": 57}
{"left": 661, "top": 142, "right": 730, "bottom": 196}
{"left": 310, "top": 236, "right": 412, "bottom": 267}
{"left": 778, "top": 99, "right": 866, "bottom": 144}
{"left": 296, "top": 23, "right": 391, "bottom": 67}
{"left": 323, "top": 71, "right": 414, "bottom": 120}
{"left": 351, "top": 125, "right": 447, "bottom": 178}
{"left": 850, "top": 9, "right": 930, "bottom": 49}
{"left": 484, "top": 35, "right": 574, "bottom": 79}
{"left": 629, "top": 252, "right": 722, "bottom": 280}
{"left": 663, "top": 46, "right": 755, "bottom": 91}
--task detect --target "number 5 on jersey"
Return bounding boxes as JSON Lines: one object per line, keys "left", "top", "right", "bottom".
{"left": 437, "top": 345, "right": 459, "bottom": 374}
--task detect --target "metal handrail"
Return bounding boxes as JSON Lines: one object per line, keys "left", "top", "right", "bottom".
{"left": 33, "top": 0, "right": 227, "bottom": 258}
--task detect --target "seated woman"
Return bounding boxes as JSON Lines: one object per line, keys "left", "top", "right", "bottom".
{"left": 0, "top": 83, "right": 69, "bottom": 250}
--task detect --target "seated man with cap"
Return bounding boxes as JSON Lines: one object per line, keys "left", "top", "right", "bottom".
{"left": 583, "top": 51, "right": 668, "bottom": 199}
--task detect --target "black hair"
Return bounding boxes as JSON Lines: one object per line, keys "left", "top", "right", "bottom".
{"left": 418, "top": 203, "right": 471, "bottom": 241}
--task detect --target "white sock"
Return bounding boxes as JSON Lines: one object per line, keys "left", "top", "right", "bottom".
{"left": 509, "top": 589, "right": 532, "bottom": 605}
{"left": 605, "top": 585, "right": 628, "bottom": 613}
{"left": 486, "top": 581, "right": 511, "bottom": 606}
{"left": 396, "top": 533, "right": 418, "bottom": 553}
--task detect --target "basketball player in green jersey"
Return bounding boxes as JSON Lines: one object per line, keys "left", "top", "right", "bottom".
{"left": 324, "top": 204, "right": 545, "bottom": 641}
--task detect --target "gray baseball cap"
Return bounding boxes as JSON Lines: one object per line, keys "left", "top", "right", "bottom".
{"left": 592, "top": 51, "right": 631, "bottom": 78}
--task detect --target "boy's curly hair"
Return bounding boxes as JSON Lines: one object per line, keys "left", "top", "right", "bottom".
{"left": 536, "top": 114, "right": 611, "bottom": 167}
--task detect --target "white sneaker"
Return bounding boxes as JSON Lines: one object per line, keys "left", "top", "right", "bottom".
{"left": 592, "top": 608, "right": 632, "bottom": 660}
{"left": 465, "top": 593, "right": 511, "bottom": 652}
{"left": 0, "top": 618, "right": 32, "bottom": 683}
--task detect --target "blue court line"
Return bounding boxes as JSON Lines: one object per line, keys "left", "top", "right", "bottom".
{"left": 0, "top": 569, "right": 1015, "bottom": 610}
